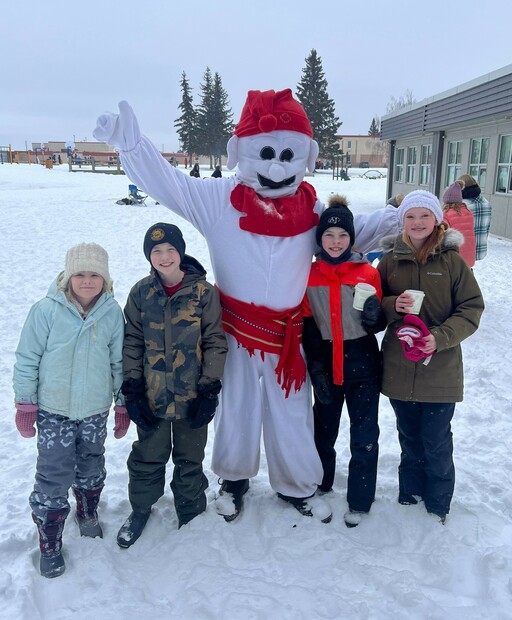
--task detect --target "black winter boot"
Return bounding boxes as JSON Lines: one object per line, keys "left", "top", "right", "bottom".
{"left": 73, "top": 487, "right": 103, "bottom": 538}
{"left": 277, "top": 493, "right": 333, "bottom": 523}
{"left": 33, "top": 507, "right": 69, "bottom": 578}
{"left": 215, "top": 479, "right": 249, "bottom": 522}
{"left": 117, "top": 509, "right": 151, "bottom": 548}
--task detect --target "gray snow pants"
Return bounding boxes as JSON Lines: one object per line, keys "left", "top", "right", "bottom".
{"left": 29, "top": 409, "right": 109, "bottom": 521}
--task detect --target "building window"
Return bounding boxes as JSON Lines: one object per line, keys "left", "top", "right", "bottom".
{"left": 406, "top": 147, "right": 416, "bottom": 184}
{"left": 394, "top": 148, "right": 404, "bottom": 182}
{"left": 347, "top": 140, "right": 352, "bottom": 148}
{"left": 446, "top": 141, "right": 462, "bottom": 185}
{"left": 469, "top": 138, "right": 489, "bottom": 190}
{"left": 496, "top": 135, "right": 512, "bottom": 194}
{"left": 419, "top": 144, "right": 432, "bottom": 186}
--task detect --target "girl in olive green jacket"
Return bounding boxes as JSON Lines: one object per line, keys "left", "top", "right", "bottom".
{"left": 377, "top": 190, "right": 484, "bottom": 524}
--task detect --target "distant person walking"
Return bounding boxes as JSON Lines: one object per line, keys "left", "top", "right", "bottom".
{"left": 458, "top": 174, "right": 492, "bottom": 260}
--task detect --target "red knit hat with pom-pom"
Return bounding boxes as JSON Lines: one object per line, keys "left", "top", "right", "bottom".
{"left": 234, "top": 89, "right": 313, "bottom": 138}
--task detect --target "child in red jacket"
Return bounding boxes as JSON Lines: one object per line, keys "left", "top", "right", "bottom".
{"left": 302, "top": 195, "right": 386, "bottom": 528}
{"left": 442, "top": 180, "right": 476, "bottom": 267}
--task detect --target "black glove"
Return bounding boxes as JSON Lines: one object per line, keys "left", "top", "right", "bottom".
{"left": 121, "top": 378, "right": 159, "bottom": 431}
{"left": 188, "top": 380, "right": 222, "bottom": 429}
{"left": 361, "top": 295, "right": 387, "bottom": 334}
{"left": 308, "top": 362, "right": 333, "bottom": 405}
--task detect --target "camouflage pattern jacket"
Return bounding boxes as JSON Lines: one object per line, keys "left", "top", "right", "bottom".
{"left": 123, "top": 255, "right": 228, "bottom": 420}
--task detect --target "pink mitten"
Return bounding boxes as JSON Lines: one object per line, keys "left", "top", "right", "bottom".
{"left": 15, "top": 403, "right": 38, "bottom": 438}
{"left": 396, "top": 315, "right": 432, "bottom": 363}
{"left": 113, "top": 405, "right": 130, "bottom": 439}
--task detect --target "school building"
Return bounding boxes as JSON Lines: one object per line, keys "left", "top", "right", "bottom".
{"left": 335, "top": 135, "right": 387, "bottom": 168}
{"left": 381, "top": 64, "right": 512, "bottom": 240}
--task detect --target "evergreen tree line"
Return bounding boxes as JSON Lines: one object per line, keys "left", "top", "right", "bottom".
{"left": 174, "top": 67, "right": 234, "bottom": 168}
{"left": 174, "top": 50, "right": 343, "bottom": 165}
{"left": 174, "top": 51, "right": 414, "bottom": 166}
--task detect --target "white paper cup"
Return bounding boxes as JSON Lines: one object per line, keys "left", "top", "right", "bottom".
{"left": 353, "top": 283, "right": 377, "bottom": 311}
{"left": 405, "top": 289, "right": 425, "bottom": 314}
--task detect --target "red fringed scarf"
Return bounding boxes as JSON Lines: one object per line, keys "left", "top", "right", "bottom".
{"left": 316, "top": 261, "right": 347, "bottom": 385}
{"left": 218, "top": 288, "right": 306, "bottom": 398}
{"left": 230, "top": 181, "right": 319, "bottom": 237}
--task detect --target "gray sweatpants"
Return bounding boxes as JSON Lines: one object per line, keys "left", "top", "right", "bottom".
{"left": 29, "top": 409, "right": 109, "bottom": 521}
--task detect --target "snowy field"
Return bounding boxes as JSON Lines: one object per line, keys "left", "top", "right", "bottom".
{"left": 1, "top": 162, "right": 512, "bottom": 620}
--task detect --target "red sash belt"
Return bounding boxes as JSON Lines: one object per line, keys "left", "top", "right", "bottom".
{"left": 218, "top": 288, "right": 306, "bottom": 398}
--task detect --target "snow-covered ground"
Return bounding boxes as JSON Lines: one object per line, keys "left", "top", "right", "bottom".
{"left": 1, "top": 162, "right": 511, "bottom": 620}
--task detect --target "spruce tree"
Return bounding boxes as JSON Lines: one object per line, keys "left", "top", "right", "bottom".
{"left": 195, "top": 68, "right": 234, "bottom": 167}
{"left": 174, "top": 72, "right": 197, "bottom": 161}
{"left": 296, "top": 49, "right": 341, "bottom": 161}
{"left": 368, "top": 117, "right": 380, "bottom": 136}
{"left": 209, "top": 72, "right": 234, "bottom": 166}
{"left": 196, "top": 68, "right": 215, "bottom": 165}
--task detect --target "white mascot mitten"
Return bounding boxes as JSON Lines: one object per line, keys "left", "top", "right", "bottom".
{"left": 93, "top": 101, "right": 140, "bottom": 152}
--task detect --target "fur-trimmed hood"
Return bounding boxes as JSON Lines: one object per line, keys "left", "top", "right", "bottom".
{"left": 380, "top": 227, "right": 464, "bottom": 254}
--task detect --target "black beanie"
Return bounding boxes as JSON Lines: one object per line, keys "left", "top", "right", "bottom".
{"left": 316, "top": 195, "right": 355, "bottom": 247}
{"left": 143, "top": 222, "right": 186, "bottom": 263}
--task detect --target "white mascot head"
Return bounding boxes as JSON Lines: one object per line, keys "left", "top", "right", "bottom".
{"left": 227, "top": 89, "right": 319, "bottom": 199}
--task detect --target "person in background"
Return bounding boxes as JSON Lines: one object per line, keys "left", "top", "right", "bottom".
{"left": 212, "top": 165, "right": 222, "bottom": 178}
{"left": 13, "top": 243, "right": 129, "bottom": 578}
{"left": 189, "top": 163, "right": 201, "bottom": 178}
{"left": 117, "top": 223, "right": 227, "bottom": 548}
{"left": 458, "top": 174, "right": 492, "bottom": 260}
{"left": 365, "top": 195, "right": 405, "bottom": 264}
{"left": 302, "top": 195, "right": 386, "bottom": 528}
{"left": 377, "top": 190, "right": 484, "bottom": 524}
{"left": 442, "top": 180, "right": 476, "bottom": 268}
{"left": 386, "top": 194, "right": 404, "bottom": 209}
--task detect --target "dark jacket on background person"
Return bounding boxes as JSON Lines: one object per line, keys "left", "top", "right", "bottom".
{"left": 377, "top": 229, "right": 484, "bottom": 403}
{"left": 123, "top": 255, "right": 227, "bottom": 420}
{"left": 189, "top": 164, "right": 200, "bottom": 178}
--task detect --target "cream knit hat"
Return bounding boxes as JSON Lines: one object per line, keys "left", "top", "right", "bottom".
{"left": 59, "top": 243, "right": 112, "bottom": 291}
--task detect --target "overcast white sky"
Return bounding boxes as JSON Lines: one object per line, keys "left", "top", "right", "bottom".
{"left": 2, "top": 0, "right": 511, "bottom": 151}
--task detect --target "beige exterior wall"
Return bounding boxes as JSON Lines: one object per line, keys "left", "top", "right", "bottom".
{"left": 335, "top": 135, "right": 387, "bottom": 167}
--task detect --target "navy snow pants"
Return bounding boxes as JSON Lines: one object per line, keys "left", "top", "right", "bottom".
{"left": 390, "top": 399, "right": 455, "bottom": 516}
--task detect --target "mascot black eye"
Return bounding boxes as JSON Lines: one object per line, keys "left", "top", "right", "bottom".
{"left": 260, "top": 146, "right": 276, "bottom": 160}
{"left": 279, "top": 148, "right": 294, "bottom": 162}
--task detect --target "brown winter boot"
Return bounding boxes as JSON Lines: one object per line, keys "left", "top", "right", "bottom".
{"left": 73, "top": 487, "right": 103, "bottom": 538}
{"left": 33, "top": 508, "right": 69, "bottom": 579}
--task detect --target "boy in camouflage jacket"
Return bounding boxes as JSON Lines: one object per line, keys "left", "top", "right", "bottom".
{"left": 117, "top": 223, "right": 227, "bottom": 547}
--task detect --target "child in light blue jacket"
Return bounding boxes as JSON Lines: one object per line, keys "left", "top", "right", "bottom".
{"left": 13, "top": 243, "right": 129, "bottom": 579}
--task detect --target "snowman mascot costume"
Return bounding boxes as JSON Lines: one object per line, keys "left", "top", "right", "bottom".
{"left": 94, "top": 90, "right": 398, "bottom": 523}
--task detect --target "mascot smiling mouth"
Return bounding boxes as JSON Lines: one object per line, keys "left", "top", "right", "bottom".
{"left": 257, "top": 173, "right": 296, "bottom": 189}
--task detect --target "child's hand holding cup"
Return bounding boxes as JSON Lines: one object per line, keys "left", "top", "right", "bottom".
{"left": 353, "top": 283, "right": 377, "bottom": 311}
{"left": 396, "top": 289, "right": 425, "bottom": 314}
